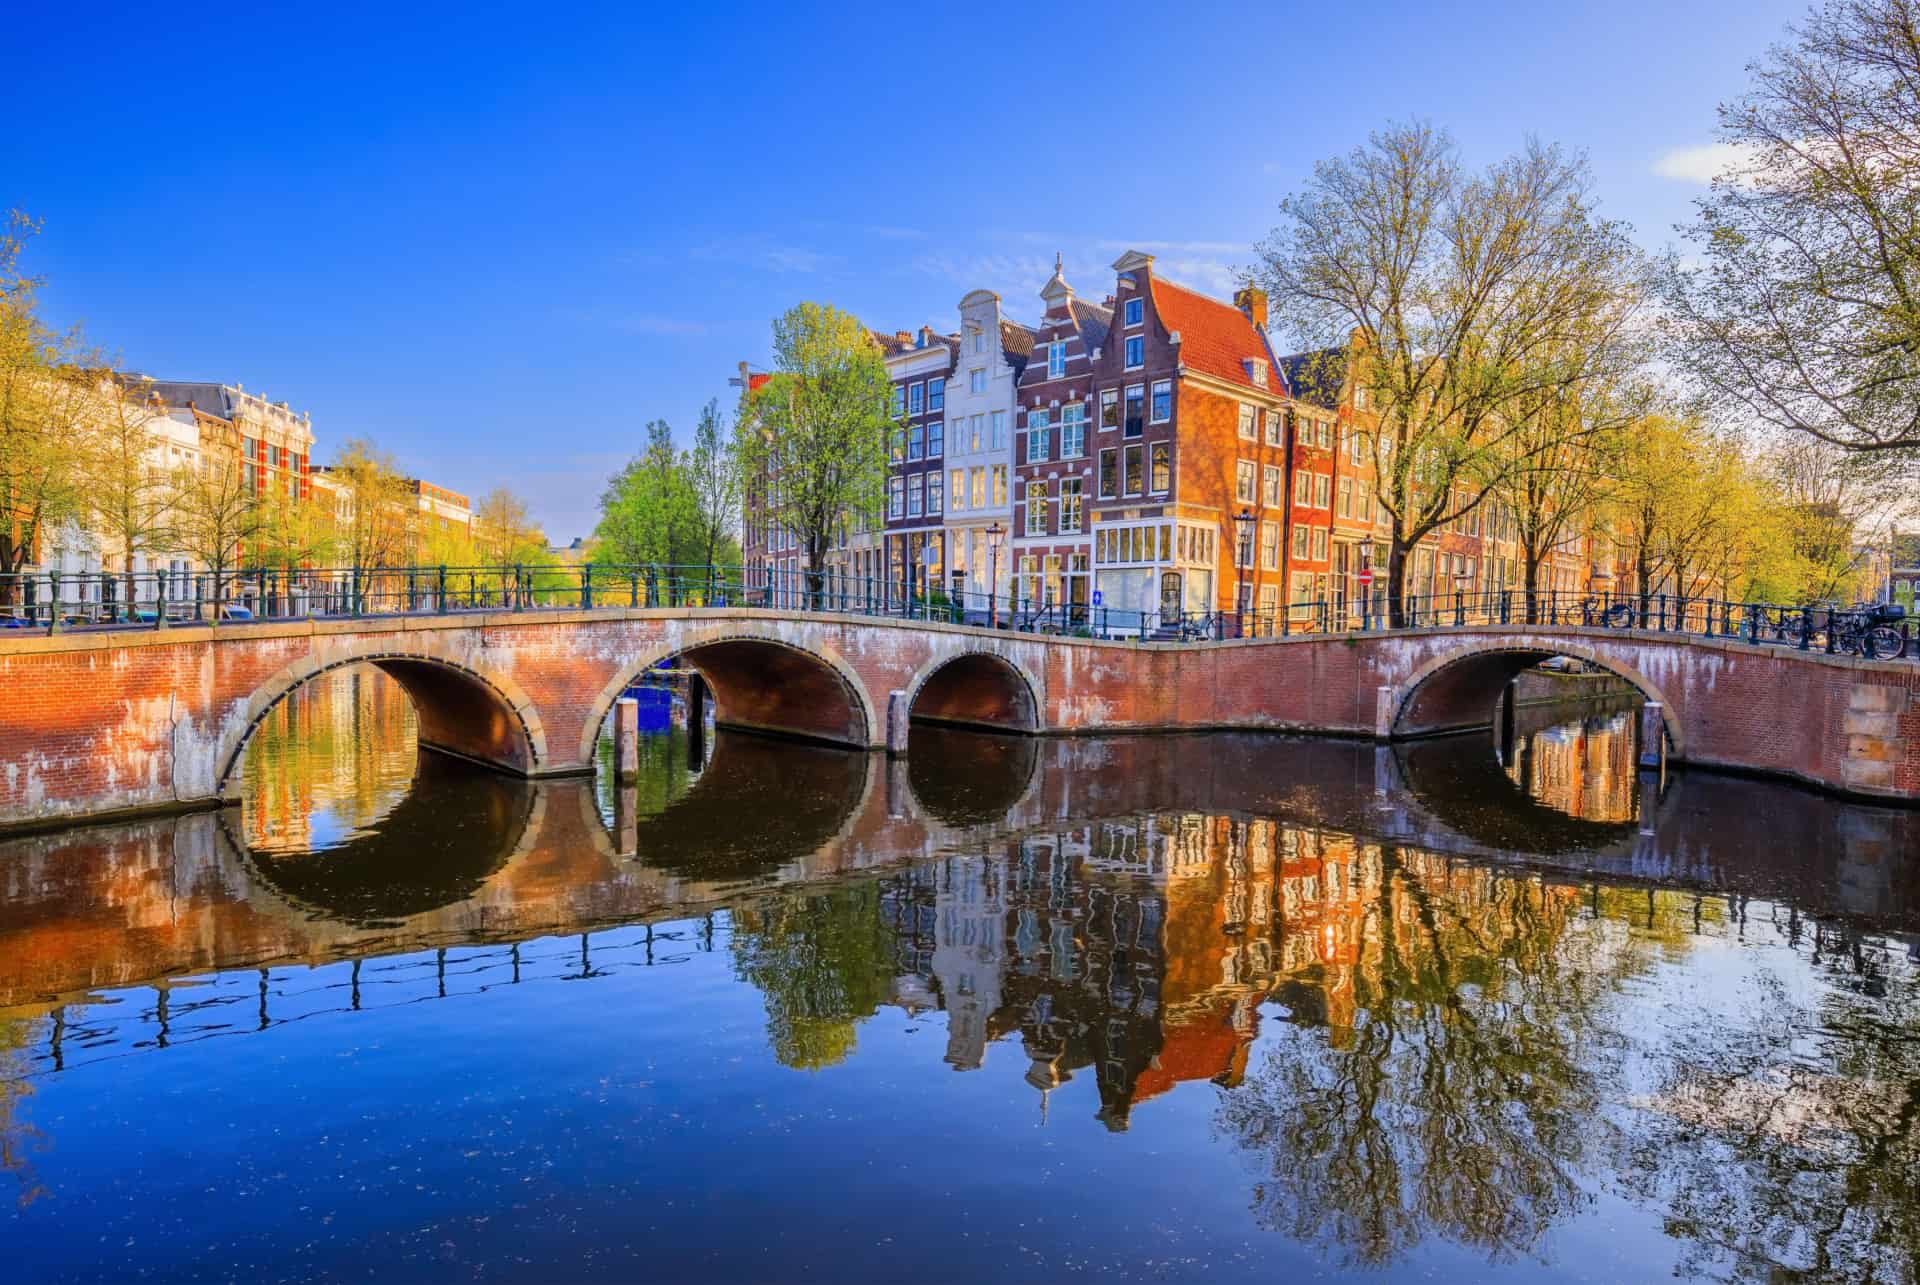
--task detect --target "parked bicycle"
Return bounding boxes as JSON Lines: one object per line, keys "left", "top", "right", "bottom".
{"left": 1580, "top": 597, "right": 1636, "bottom": 629}
{"left": 1827, "top": 602, "right": 1906, "bottom": 659}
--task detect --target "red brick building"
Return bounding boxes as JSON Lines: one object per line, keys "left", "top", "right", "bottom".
{"left": 882, "top": 327, "right": 958, "bottom": 601}
{"left": 1013, "top": 250, "right": 1289, "bottom": 631}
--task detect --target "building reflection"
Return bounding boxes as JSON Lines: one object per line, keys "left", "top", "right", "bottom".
{"left": 2, "top": 682, "right": 1918, "bottom": 1274}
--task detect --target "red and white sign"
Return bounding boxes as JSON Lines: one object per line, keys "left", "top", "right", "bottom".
{"left": 1358, "top": 568, "right": 1374, "bottom": 587}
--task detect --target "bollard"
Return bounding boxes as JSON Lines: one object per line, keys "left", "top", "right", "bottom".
{"left": 886, "top": 689, "right": 910, "bottom": 755}
{"left": 614, "top": 697, "right": 639, "bottom": 782}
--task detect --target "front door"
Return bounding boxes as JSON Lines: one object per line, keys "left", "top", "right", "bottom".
{"left": 1160, "top": 571, "right": 1183, "bottom": 624}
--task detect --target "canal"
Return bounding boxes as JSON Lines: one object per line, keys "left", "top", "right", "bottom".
{"left": 1, "top": 665, "right": 1916, "bottom": 1283}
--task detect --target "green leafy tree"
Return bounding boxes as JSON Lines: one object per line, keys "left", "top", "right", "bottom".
{"left": 84, "top": 378, "right": 173, "bottom": 618}
{"left": 594, "top": 419, "right": 703, "bottom": 569}
{"left": 730, "top": 881, "right": 896, "bottom": 1071}
{"left": 689, "top": 398, "right": 743, "bottom": 577}
{"left": 737, "top": 302, "right": 893, "bottom": 600}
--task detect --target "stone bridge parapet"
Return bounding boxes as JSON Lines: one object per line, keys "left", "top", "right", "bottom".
{"left": 1, "top": 609, "right": 1916, "bottom": 828}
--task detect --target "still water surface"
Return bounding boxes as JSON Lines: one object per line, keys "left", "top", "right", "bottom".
{"left": 1, "top": 667, "right": 1917, "bottom": 1283}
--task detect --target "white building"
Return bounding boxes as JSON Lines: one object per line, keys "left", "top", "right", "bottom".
{"left": 939, "top": 290, "right": 1030, "bottom": 607}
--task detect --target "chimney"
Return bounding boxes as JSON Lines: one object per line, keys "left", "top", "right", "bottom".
{"left": 918, "top": 325, "right": 935, "bottom": 348}
{"left": 1235, "top": 286, "right": 1268, "bottom": 332}
{"left": 895, "top": 330, "right": 912, "bottom": 347}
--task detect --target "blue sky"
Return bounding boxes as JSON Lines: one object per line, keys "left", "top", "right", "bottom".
{"left": 3, "top": 0, "right": 1807, "bottom": 540}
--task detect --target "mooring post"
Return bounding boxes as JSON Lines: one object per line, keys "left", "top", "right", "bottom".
{"left": 614, "top": 696, "right": 639, "bottom": 782}
{"left": 887, "top": 689, "right": 910, "bottom": 755}
{"left": 1638, "top": 700, "right": 1666, "bottom": 778}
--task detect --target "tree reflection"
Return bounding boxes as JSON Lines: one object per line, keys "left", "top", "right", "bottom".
{"left": 1215, "top": 844, "right": 1645, "bottom": 1268}
{"left": 730, "top": 883, "right": 896, "bottom": 1070}
{"left": 0, "top": 1015, "right": 45, "bottom": 1207}
{"left": 1611, "top": 921, "right": 1920, "bottom": 1283}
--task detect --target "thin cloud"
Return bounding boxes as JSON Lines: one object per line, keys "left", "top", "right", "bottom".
{"left": 689, "top": 237, "right": 838, "bottom": 274}
{"left": 1653, "top": 142, "right": 1760, "bottom": 185}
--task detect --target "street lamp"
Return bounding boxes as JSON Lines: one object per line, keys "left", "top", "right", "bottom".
{"left": 985, "top": 521, "right": 1005, "bottom": 630}
{"left": 1234, "top": 507, "right": 1256, "bottom": 634}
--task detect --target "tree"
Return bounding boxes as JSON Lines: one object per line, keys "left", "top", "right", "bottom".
{"left": 1759, "top": 435, "right": 1905, "bottom": 602}
{"left": 689, "top": 398, "right": 743, "bottom": 576}
{"left": 737, "top": 302, "right": 893, "bottom": 599}
{"left": 169, "top": 423, "right": 264, "bottom": 610}
{"left": 327, "top": 438, "right": 411, "bottom": 573}
{"left": 473, "top": 486, "right": 544, "bottom": 563}
{"left": 593, "top": 419, "right": 702, "bottom": 568}
{"left": 1662, "top": 0, "right": 1920, "bottom": 453}
{"left": 1254, "top": 124, "right": 1649, "bottom": 624}
{"left": 1607, "top": 416, "right": 1756, "bottom": 612}
{"left": 84, "top": 378, "right": 173, "bottom": 617}
{"left": 0, "top": 212, "right": 94, "bottom": 600}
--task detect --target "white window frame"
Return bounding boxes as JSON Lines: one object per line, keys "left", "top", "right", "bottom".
{"left": 1150, "top": 379, "right": 1172, "bottom": 424}
{"left": 1124, "top": 297, "right": 1144, "bottom": 328}
{"left": 1124, "top": 335, "right": 1144, "bottom": 370}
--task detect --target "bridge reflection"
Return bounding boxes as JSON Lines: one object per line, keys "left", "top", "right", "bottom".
{"left": 2, "top": 705, "right": 1918, "bottom": 1271}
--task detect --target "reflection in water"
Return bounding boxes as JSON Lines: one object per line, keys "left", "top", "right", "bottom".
{"left": 242, "top": 665, "right": 420, "bottom": 853}
{"left": 2, "top": 680, "right": 1918, "bottom": 1281}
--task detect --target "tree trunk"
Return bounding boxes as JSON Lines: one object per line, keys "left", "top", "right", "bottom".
{"left": 1386, "top": 539, "right": 1411, "bottom": 629}
{"left": 1522, "top": 544, "right": 1544, "bottom": 624}
{"left": 1636, "top": 548, "right": 1652, "bottom": 620}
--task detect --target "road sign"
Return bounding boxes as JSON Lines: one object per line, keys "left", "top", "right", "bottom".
{"left": 1358, "top": 568, "right": 1374, "bottom": 587}
{"left": 1092, "top": 590, "right": 1103, "bottom": 606}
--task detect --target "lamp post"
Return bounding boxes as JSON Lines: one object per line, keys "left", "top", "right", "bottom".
{"left": 1234, "top": 507, "right": 1256, "bottom": 635}
{"left": 986, "top": 521, "right": 1005, "bottom": 630}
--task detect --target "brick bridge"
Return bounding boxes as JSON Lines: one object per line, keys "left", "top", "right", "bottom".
{"left": 2, "top": 606, "right": 1917, "bottom": 829}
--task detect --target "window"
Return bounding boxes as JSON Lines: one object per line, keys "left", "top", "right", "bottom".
{"left": 1311, "top": 527, "right": 1329, "bottom": 560}
{"left": 968, "top": 414, "right": 982, "bottom": 451}
{"left": 1238, "top": 404, "right": 1257, "bottom": 440}
{"left": 972, "top": 330, "right": 985, "bottom": 355}
{"left": 907, "top": 475, "right": 923, "bottom": 517}
{"left": 1124, "top": 385, "right": 1145, "bottom": 437}
{"left": 890, "top": 476, "right": 905, "bottom": 518}
{"left": 1124, "top": 297, "right": 1143, "bottom": 327}
{"left": 929, "top": 376, "right": 945, "bottom": 410}
{"left": 1025, "top": 480, "right": 1048, "bottom": 535}
{"left": 1314, "top": 473, "right": 1331, "bottom": 507}
{"left": 1348, "top": 428, "right": 1367, "bottom": 465}
{"left": 1263, "top": 465, "right": 1283, "bottom": 506}
{"left": 990, "top": 411, "right": 1007, "bottom": 449}
{"left": 970, "top": 368, "right": 987, "bottom": 395}
{"left": 970, "top": 467, "right": 986, "bottom": 508}
{"left": 1318, "top": 419, "right": 1333, "bottom": 449}
{"left": 1151, "top": 441, "right": 1171, "bottom": 492}
{"left": 891, "top": 385, "right": 905, "bottom": 417}
{"left": 1291, "top": 524, "right": 1310, "bottom": 559}
{"left": 1235, "top": 523, "right": 1255, "bottom": 569}
{"left": 1026, "top": 408, "right": 1051, "bottom": 462}
{"left": 927, "top": 420, "right": 943, "bottom": 457}
{"left": 1261, "top": 522, "right": 1280, "bottom": 571}
{"left": 928, "top": 474, "right": 944, "bottom": 514}
{"left": 991, "top": 464, "right": 1007, "bottom": 506}
{"left": 1337, "top": 477, "right": 1353, "bottom": 518}
{"left": 1294, "top": 470, "right": 1313, "bottom": 505}
{"left": 1250, "top": 361, "right": 1267, "bottom": 388}
{"left": 907, "top": 424, "right": 924, "bottom": 459}
{"left": 1059, "top": 478, "right": 1083, "bottom": 532}
{"left": 909, "top": 383, "right": 924, "bottom": 415}
{"left": 951, "top": 468, "right": 966, "bottom": 512}
{"left": 891, "top": 429, "right": 906, "bottom": 464}
{"left": 1100, "top": 388, "right": 1119, "bottom": 431}
{"left": 1235, "top": 459, "right": 1257, "bottom": 503}
{"left": 1266, "top": 411, "right": 1284, "bottom": 448}
{"left": 1048, "top": 341, "right": 1066, "bottom": 378}
{"left": 1099, "top": 448, "right": 1118, "bottom": 498}
{"left": 1060, "top": 402, "right": 1087, "bottom": 457}
{"left": 1150, "top": 380, "right": 1172, "bottom": 423}
{"left": 1355, "top": 386, "right": 1370, "bottom": 411}
{"left": 1123, "top": 443, "right": 1143, "bottom": 495}
{"left": 1124, "top": 335, "right": 1144, "bottom": 368}
{"left": 1291, "top": 572, "right": 1314, "bottom": 616}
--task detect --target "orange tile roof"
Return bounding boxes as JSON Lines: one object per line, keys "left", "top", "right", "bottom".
{"left": 1148, "top": 277, "right": 1276, "bottom": 394}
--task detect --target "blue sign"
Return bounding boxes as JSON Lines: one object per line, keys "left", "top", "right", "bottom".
{"left": 1092, "top": 590, "right": 1103, "bottom": 606}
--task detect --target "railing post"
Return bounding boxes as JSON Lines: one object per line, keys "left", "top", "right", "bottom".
{"left": 582, "top": 562, "right": 594, "bottom": 610}
{"left": 153, "top": 573, "right": 167, "bottom": 630}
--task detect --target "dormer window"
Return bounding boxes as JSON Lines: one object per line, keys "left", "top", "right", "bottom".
{"left": 1124, "top": 298, "right": 1143, "bottom": 328}
{"left": 1247, "top": 359, "right": 1268, "bottom": 388}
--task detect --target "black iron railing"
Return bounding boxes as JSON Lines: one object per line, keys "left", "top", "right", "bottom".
{"left": 0, "top": 565, "right": 1908, "bottom": 659}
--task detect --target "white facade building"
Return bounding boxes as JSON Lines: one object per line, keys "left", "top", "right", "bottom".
{"left": 939, "top": 290, "right": 1030, "bottom": 606}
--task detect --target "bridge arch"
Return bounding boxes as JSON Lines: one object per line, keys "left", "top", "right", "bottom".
{"left": 217, "top": 649, "right": 548, "bottom": 795}
{"left": 577, "top": 628, "right": 880, "bottom": 763}
{"left": 903, "top": 649, "right": 1042, "bottom": 733}
{"left": 1387, "top": 637, "right": 1684, "bottom": 758}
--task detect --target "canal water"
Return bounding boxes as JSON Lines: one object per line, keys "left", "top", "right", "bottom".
{"left": 1, "top": 666, "right": 1916, "bottom": 1283}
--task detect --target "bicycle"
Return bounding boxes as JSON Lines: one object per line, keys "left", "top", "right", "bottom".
{"left": 1580, "top": 597, "right": 1636, "bottom": 629}
{"left": 1827, "top": 602, "right": 1906, "bottom": 659}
